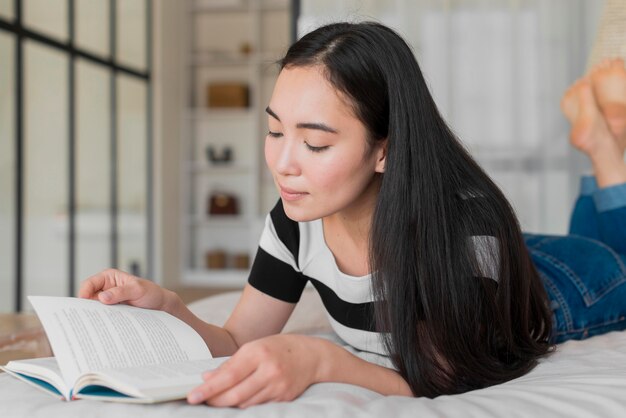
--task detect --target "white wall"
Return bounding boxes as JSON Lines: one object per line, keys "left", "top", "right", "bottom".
{"left": 297, "top": 0, "right": 606, "bottom": 235}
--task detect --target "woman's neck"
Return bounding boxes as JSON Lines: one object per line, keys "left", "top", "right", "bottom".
{"left": 322, "top": 176, "right": 381, "bottom": 276}
{"left": 323, "top": 205, "right": 373, "bottom": 246}
{"left": 325, "top": 174, "right": 380, "bottom": 238}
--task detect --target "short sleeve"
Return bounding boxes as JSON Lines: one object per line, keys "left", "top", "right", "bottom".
{"left": 458, "top": 193, "right": 500, "bottom": 283}
{"left": 248, "top": 200, "right": 308, "bottom": 303}
{"left": 469, "top": 235, "right": 500, "bottom": 282}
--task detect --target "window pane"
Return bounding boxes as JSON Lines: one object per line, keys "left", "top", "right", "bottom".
{"left": 76, "top": 0, "right": 110, "bottom": 58}
{"left": 0, "top": 0, "right": 14, "bottom": 20}
{"left": 24, "top": 41, "right": 68, "bottom": 308}
{"left": 76, "top": 59, "right": 111, "bottom": 288}
{"left": 117, "top": 0, "right": 146, "bottom": 71}
{"left": 117, "top": 75, "right": 147, "bottom": 277}
{"left": 0, "top": 33, "right": 15, "bottom": 312}
{"left": 23, "top": 0, "right": 68, "bottom": 42}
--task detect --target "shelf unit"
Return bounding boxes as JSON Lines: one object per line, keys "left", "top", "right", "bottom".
{"left": 181, "top": 0, "right": 291, "bottom": 288}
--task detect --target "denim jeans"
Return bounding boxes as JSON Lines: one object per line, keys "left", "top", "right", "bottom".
{"left": 524, "top": 176, "right": 626, "bottom": 343}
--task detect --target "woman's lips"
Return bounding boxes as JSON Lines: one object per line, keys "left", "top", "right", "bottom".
{"left": 279, "top": 186, "right": 308, "bottom": 202}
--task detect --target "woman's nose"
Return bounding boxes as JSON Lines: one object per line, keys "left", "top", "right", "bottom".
{"left": 274, "top": 140, "right": 301, "bottom": 176}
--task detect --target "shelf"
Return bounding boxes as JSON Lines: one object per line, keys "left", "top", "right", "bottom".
{"left": 191, "top": 0, "right": 288, "bottom": 14}
{"left": 183, "top": 268, "right": 249, "bottom": 288}
{"left": 189, "top": 51, "right": 254, "bottom": 67}
{"left": 185, "top": 108, "right": 253, "bottom": 120}
{"left": 189, "top": 216, "right": 253, "bottom": 228}
{"left": 188, "top": 51, "right": 283, "bottom": 68}
{"left": 182, "top": 0, "right": 290, "bottom": 292}
{"left": 187, "top": 161, "right": 251, "bottom": 175}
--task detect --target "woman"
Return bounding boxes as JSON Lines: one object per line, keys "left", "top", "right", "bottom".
{"left": 80, "top": 22, "right": 626, "bottom": 406}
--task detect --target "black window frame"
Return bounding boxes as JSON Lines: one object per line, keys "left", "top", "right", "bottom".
{"left": 0, "top": 0, "right": 153, "bottom": 312}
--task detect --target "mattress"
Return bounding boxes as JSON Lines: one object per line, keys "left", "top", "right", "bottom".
{"left": 2, "top": 289, "right": 626, "bottom": 417}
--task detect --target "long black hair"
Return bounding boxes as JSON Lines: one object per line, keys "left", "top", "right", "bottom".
{"left": 280, "top": 22, "right": 553, "bottom": 397}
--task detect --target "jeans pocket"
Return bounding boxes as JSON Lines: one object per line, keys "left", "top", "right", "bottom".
{"left": 539, "top": 271, "right": 573, "bottom": 336}
{"left": 529, "top": 235, "right": 626, "bottom": 308}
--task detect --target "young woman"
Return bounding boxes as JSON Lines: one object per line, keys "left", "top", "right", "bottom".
{"left": 80, "top": 22, "right": 626, "bottom": 407}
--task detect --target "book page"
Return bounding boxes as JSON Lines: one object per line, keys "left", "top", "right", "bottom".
{"left": 74, "top": 357, "right": 229, "bottom": 402}
{"left": 1, "top": 357, "right": 70, "bottom": 400}
{"left": 28, "top": 296, "right": 212, "bottom": 387}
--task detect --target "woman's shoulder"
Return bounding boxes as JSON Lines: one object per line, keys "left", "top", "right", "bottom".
{"left": 266, "top": 200, "right": 323, "bottom": 264}
{"left": 267, "top": 200, "right": 301, "bottom": 256}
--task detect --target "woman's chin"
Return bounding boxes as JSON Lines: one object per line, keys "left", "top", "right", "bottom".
{"left": 282, "top": 200, "right": 322, "bottom": 223}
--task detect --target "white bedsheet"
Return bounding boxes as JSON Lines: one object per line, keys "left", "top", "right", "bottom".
{"left": 2, "top": 290, "right": 626, "bottom": 418}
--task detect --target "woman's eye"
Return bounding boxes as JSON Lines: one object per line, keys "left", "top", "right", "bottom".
{"left": 267, "top": 130, "right": 283, "bottom": 138}
{"left": 305, "top": 142, "right": 330, "bottom": 153}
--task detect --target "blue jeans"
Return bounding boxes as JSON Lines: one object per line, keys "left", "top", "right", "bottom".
{"left": 524, "top": 176, "right": 626, "bottom": 344}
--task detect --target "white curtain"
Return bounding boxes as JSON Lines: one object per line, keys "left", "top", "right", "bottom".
{"left": 298, "top": 0, "right": 604, "bottom": 234}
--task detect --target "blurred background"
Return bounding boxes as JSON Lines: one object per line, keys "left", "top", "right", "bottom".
{"left": 0, "top": 0, "right": 611, "bottom": 313}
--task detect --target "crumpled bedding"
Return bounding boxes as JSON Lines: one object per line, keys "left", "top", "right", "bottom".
{"left": 3, "top": 289, "right": 626, "bottom": 418}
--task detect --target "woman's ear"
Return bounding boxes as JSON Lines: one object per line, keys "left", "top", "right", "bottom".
{"left": 374, "top": 139, "right": 387, "bottom": 173}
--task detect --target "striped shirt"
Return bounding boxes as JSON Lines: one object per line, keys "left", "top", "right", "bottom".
{"left": 248, "top": 200, "right": 499, "bottom": 356}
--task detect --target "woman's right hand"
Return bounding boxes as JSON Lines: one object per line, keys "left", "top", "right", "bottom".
{"left": 78, "top": 269, "right": 179, "bottom": 313}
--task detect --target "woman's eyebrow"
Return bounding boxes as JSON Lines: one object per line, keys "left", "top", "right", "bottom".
{"left": 265, "top": 106, "right": 339, "bottom": 134}
{"left": 296, "top": 122, "right": 338, "bottom": 134}
{"left": 266, "top": 106, "right": 280, "bottom": 121}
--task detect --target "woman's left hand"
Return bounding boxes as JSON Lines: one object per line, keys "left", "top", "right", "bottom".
{"left": 187, "top": 334, "right": 322, "bottom": 408}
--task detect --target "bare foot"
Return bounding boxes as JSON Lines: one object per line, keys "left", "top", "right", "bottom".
{"left": 590, "top": 58, "right": 626, "bottom": 150}
{"left": 560, "top": 77, "right": 615, "bottom": 157}
{"left": 561, "top": 73, "right": 626, "bottom": 188}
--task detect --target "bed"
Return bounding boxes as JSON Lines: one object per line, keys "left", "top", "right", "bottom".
{"left": 2, "top": 288, "right": 626, "bottom": 417}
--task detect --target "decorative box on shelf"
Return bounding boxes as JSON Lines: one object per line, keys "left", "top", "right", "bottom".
{"left": 205, "top": 250, "right": 250, "bottom": 270}
{"left": 207, "top": 82, "right": 250, "bottom": 108}
{"left": 208, "top": 192, "right": 239, "bottom": 216}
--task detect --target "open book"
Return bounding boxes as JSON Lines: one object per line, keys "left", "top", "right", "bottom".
{"left": 0, "top": 296, "right": 228, "bottom": 403}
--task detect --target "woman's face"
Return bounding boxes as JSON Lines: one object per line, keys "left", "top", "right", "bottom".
{"left": 265, "top": 65, "right": 386, "bottom": 222}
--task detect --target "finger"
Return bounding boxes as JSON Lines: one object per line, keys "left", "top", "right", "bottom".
{"left": 78, "top": 269, "right": 146, "bottom": 304}
{"left": 204, "top": 370, "right": 267, "bottom": 408}
{"left": 237, "top": 386, "right": 277, "bottom": 409}
{"left": 187, "top": 358, "right": 256, "bottom": 404}
{"left": 98, "top": 280, "right": 144, "bottom": 305}
{"left": 78, "top": 271, "right": 113, "bottom": 299}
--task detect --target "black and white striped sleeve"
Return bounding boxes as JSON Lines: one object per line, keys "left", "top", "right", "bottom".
{"left": 459, "top": 194, "right": 501, "bottom": 282}
{"left": 248, "top": 200, "right": 308, "bottom": 303}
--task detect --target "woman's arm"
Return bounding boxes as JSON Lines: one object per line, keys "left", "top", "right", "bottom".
{"left": 315, "top": 337, "right": 413, "bottom": 396}
{"left": 168, "top": 284, "right": 297, "bottom": 357}
{"left": 187, "top": 333, "right": 413, "bottom": 408}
